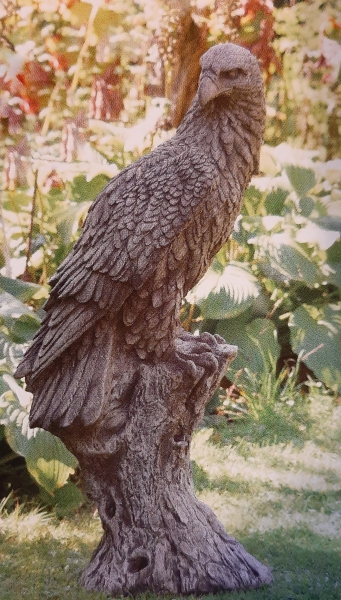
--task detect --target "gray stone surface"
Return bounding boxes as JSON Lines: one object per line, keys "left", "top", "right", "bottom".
{"left": 15, "top": 43, "right": 272, "bottom": 595}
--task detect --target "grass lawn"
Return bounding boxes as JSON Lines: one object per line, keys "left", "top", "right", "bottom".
{"left": 0, "top": 390, "right": 340, "bottom": 599}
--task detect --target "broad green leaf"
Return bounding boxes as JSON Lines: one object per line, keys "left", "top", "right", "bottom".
{"left": 265, "top": 188, "right": 288, "bottom": 215}
{"left": 0, "top": 369, "right": 12, "bottom": 396}
{"left": 298, "top": 196, "right": 315, "bottom": 218}
{"left": 10, "top": 313, "right": 40, "bottom": 344}
{"left": 328, "top": 262, "right": 341, "bottom": 290}
{"left": 70, "top": 174, "right": 110, "bottom": 203}
{"left": 2, "top": 189, "right": 32, "bottom": 212}
{"left": 39, "top": 480, "right": 86, "bottom": 516}
{"left": 285, "top": 166, "right": 316, "bottom": 197}
{"left": 53, "top": 201, "right": 91, "bottom": 246}
{"left": 0, "top": 276, "right": 43, "bottom": 302}
{"left": 24, "top": 431, "right": 78, "bottom": 496}
{"left": 0, "top": 290, "right": 30, "bottom": 324}
{"left": 317, "top": 215, "right": 341, "bottom": 231}
{"left": 242, "top": 185, "right": 263, "bottom": 216}
{"left": 187, "top": 262, "right": 260, "bottom": 320}
{"left": 296, "top": 221, "right": 340, "bottom": 250}
{"left": 0, "top": 379, "right": 77, "bottom": 495}
{"left": 249, "top": 231, "right": 323, "bottom": 287}
{"left": 216, "top": 317, "right": 280, "bottom": 375}
{"left": 0, "top": 291, "right": 34, "bottom": 328}
{"left": 327, "top": 240, "right": 341, "bottom": 264}
{"left": 0, "top": 332, "right": 26, "bottom": 371}
{"left": 289, "top": 303, "right": 341, "bottom": 392}
{"left": 53, "top": 482, "right": 85, "bottom": 517}
{"left": 324, "top": 236, "right": 341, "bottom": 288}
{"left": 0, "top": 379, "right": 33, "bottom": 438}
{"left": 259, "top": 145, "right": 280, "bottom": 176}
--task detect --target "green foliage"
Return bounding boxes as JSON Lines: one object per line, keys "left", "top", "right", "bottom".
{"left": 285, "top": 166, "right": 316, "bottom": 197}
{"left": 216, "top": 317, "right": 280, "bottom": 376}
{"left": 186, "top": 144, "right": 341, "bottom": 404}
{"left": 39, "top": 482, "right": 86, "bottom": 518}
{"left": 249, "top": 230, "right": 323, "bottom": 287}
{"left": 1, "top": 140, "right": 340, "bottom": 504}
{"left": 0, "top": 276, "right": 42, "bottom": 302}
{"left": 0, "top": 0, "right": 340, "bottom": 512}
{"left": 0, "top": 376, "right": 78, "bottom": 496}
{"left": 188, "top": 261, "right": 261, "bottom": 320}
{"left": 266, "top": 0, "right": 341, "bottom": 156}
{"left": 290, "top": 303, "right": 341, "bottom": 393}
{"left": 0, "top": 286, "right": 41, "bottom": 381}
{"left": 0, "top": 227, "right": 79, "bottom": 497}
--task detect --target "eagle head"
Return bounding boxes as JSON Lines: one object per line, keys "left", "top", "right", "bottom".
{"left": 198, "top": 43, "right": 264, "bottom": 108}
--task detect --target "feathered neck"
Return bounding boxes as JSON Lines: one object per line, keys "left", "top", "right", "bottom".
{"left": 174, "top": 90, "right": 265, "bottom": 185}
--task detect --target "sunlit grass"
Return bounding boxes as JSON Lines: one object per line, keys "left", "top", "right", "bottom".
{"left": 192, "top": 387, "right": 341, "bottom": 541}
{"left": 0, "top": 494, "right": 52, "bottom": 542}
{"left": 0, "top": 385, "right": 340, "bottom": 599}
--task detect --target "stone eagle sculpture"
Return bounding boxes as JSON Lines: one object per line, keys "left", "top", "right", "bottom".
{"left": 15, "top": 43, "right": 265, "bottom": 431}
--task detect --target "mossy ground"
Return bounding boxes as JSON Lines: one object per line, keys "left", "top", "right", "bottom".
{"left": 1, "top": 391, "right": 340, "bottom": 599}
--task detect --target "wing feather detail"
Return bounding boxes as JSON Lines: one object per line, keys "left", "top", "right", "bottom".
{"left": 49, "top": 146, "right": 217, "bottom": 304}
{"left": 16, "top": 145, "right": 217, "bottom": 383}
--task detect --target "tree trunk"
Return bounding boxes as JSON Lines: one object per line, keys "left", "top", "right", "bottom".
{"left": 168, "top": 11, "right": 208, "bottom": 128}
{"left": 53, "top": 331, "right": 273, "bottom": 596}
{"left": 53, "top": 332, "right": 272, "bottom": 596}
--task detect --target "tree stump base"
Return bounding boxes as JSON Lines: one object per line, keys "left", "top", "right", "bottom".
{"left": 53, "top": 331, "right": 273, "bottom": 596}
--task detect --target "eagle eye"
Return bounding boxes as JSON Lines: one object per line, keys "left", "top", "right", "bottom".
{"left": 220, "top": 68, "right": 244, "bottom": 80}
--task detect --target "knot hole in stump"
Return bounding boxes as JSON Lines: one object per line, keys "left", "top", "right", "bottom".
{"left": 173, "top": 433, "right": 189, "bottom": 460}
{"left": 128, "top": 555, "right": 149, "bottom": 573}
{"left": 173, "top": 432, "right": 188, "bottom": 446}
{"left": 105, "top": 496, "right": 116, "bottom": 519}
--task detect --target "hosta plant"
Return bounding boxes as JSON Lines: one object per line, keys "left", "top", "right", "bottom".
{"left": 186, "top": 143, "right": 341, "bottom": 399}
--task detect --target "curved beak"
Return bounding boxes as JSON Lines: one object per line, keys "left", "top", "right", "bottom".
{"left": 198, "top": 72, "right": 230, "bottom": 108}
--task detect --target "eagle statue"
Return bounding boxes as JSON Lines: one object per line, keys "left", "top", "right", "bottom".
{"left": 15, "top": 43, "right": 266, "bottom": 430}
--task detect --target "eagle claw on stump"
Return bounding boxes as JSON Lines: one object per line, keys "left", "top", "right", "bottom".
{"left": 15, "top": 43, "right": 272, "bottom": 595}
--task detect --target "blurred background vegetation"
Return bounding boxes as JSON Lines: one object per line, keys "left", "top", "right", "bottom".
{"left": 0, "top": 0, "right": 340, "bottom": 516}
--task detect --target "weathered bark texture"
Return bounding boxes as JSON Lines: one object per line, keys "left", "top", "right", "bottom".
{"left": 168, "top": 11, "right": 208, "bottom": 128}
{"left": 54, "top": 332, "right": 272, "bottom": 596}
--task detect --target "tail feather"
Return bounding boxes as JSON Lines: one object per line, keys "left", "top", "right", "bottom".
{"left": 14, "top": 282, "right": 132, "bottom": 430}
{"left": 15, "top": 301, "right": 104, "bottom": 380}
{"left": 36, "top": 304, "right": 99, "bottom": 367}
{"left": 28, "top": 320, "right": 113, "bottom": 429}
